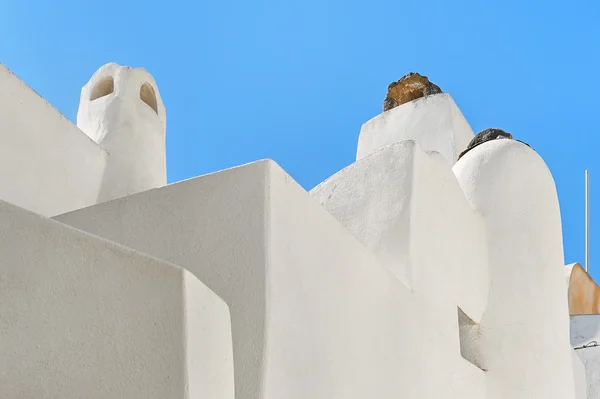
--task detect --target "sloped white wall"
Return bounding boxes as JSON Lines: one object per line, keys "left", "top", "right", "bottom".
{"left": 77, "top": 63, "right": 167, "bottom": 203}
{"left": 0, "top": 64, "right": 107, "bottom": 216}
{"left": 0, "top": 200, "right": 234, "bottom": 399}
{"left": 454, "top": 139, "right": 576, "bottom": 399}
{"left": 356, "top": 93, "right": 474, "bottom": 166}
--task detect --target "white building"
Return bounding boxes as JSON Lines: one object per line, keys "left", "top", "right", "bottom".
{"left": 0, "top": 62, "right": 598, "bottom": 398}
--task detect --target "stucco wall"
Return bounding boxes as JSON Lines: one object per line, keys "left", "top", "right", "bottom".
{"left": 566, "top": 263, "right": 600, "bottom": 315}
{"left": 356, "top": 93, "right": 474, "bottom": 166}
{"left": 0, "top": 63, "right": 107, "bottom": 216}
{"left": 0, "top": 200, "right": 234, "bottom": 399}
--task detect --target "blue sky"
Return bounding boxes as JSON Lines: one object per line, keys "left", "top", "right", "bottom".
{"left": 1, "top": 1, "right": 598, "bottom": 274}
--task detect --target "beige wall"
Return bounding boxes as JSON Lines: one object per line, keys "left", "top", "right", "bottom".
{"left": 567, "top": 263, "right": 600, "bottom": 315}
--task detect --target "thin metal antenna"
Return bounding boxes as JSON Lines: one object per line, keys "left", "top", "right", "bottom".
{"left": 586, "top": 169, "right": 589, "bottom": 273}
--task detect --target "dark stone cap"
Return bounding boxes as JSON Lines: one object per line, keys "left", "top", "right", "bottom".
{"left": 457, "top": 128, "right": 513, "bottom": 160}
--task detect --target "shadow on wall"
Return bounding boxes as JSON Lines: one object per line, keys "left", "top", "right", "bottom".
{"left": 458, "top": 307, "right": 485, "bottom": 371}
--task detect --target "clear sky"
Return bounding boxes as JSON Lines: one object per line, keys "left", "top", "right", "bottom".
{"left": 1, "top": 1, "right": 598, "bottom": 275}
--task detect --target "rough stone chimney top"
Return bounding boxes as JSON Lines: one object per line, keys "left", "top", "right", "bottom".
{"left": 383, "top": 72, "right": 443, "bottom": 112}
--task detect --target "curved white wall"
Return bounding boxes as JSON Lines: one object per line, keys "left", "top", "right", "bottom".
{"left": 77, "top": 63, "right": 167, "bottom": 203}
{"left": 454, "top": 139, "right": 576, "bottom": 399}
{"left": 356, "top": 93, "right": 474, "bottom": 166}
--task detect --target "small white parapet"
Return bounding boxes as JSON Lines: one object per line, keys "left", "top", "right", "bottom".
{"left": 0, "top": 200, "right": 234, "bottom": 399}
{"left": 356, "top": 92, "right": 474, "bottom": 166}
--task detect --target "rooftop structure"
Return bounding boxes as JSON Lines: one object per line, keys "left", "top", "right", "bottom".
{"left": 0, "top": 65, "right": 598, "bottom": 399}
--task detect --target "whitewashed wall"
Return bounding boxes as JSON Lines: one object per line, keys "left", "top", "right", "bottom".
{"left": 0, "top": 200, "right": 234, "bottom": 399}
{"left": 0, "top": 64, "right": 106, "bottom": 216}
{"left": 454, "top": 139, "right": 576, "bottom": 399}
{"left": 54, "top": 160, "right": 490, "bottom": 399}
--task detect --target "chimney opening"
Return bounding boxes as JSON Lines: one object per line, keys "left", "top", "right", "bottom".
{"left": 140, "top": 82, "right": 158, "bottom": 114}
{"left": 90, "top": 76, "right": 114, "bottom": 101}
